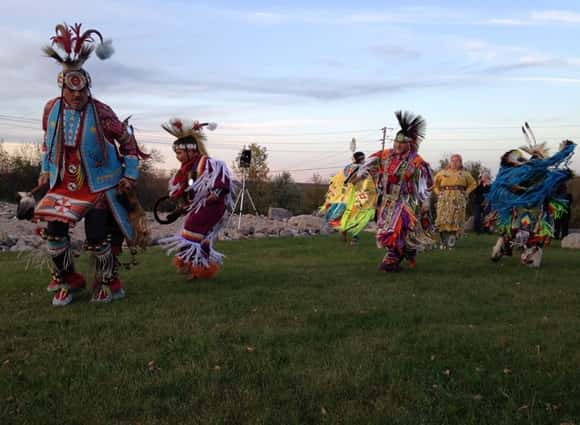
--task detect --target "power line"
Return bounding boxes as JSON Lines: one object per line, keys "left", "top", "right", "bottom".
{"left": 2, "top": 113, "right": 578, "bottom": 135}
{"left": 2, "top": 113, "right": 577, "bottom": 175}
{"left": 269, "top": 165, "right": 345, "bottom": 173}
{"left": 0, "top": 114, "right": 39, "bottom": 123}
{"left": 429, "top": 124, "right": 580, "bottom": 130}
{"left": 135, "top": 127, "right": 381, "bottom": 137}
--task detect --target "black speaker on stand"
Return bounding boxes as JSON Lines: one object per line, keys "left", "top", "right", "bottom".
{"left": 231, "top": 147, "right": 259, "bottom": 228}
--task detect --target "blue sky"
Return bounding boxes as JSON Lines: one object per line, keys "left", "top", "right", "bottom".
{"left": 0, "top": 1, "right": 579, "bottom": 180}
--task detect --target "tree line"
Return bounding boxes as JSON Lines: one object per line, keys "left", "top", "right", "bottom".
{"left": 0, "top": 141, "right": 497, "bottom": 216}
{"left": 0, "top": 142, "right": 328, "bottom": 214}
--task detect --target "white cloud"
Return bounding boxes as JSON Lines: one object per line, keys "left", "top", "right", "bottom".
{"left": 370, "top": 44, "right": 421, "bottom": 60}
{"left": 216, "top": 5, "right": 469, "bottom": 26}
{"left": 530, "top": 10, "right": 580, "bottom": 24}
{"left": 461, "top": 40, "right": 499, "bottom": 61}
{"left": 455, "top": 38, "right": 527, "bottom": 63}
{"left": 483, "top": 18, "right": 528, "bottom": 26}
{"left": 504, "top": 76, "right": 580, "bottom": 84}
{"left": 246, "top": 11, "right": 284, "bottom": 24}
{"left": 484, "top": 9, "right": 580, "bottom": 26}
{"left": 0, "top": 0, "right": 163, "bottom": 21}
{"left": 453, "top": 37, "right": 579, "bottom": 72}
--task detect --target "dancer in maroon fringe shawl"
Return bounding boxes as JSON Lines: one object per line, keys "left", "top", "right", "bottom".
{"left": 159, "top": 119, "right": 234, "bottom": 279}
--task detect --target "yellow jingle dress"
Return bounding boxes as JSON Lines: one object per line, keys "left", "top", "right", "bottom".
{"left": 433, "top": 169, "right": 477, "bottom": 232}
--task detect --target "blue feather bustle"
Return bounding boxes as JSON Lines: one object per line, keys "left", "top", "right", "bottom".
{"left": 486, "top": 143, "right": 575, "bottom": 235}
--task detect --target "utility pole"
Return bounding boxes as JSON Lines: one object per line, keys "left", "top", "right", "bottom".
{"left": 380, "top": 126, "right": 394, "bottom": 151}
{"left": 381, "top": 127, "right": 387, "bottom": 151}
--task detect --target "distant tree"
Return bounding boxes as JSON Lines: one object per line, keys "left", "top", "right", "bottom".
{"left": 310, "top": 173, "right": 324, "bottom": 185}
{"left": 14, "top": 142, "right": 41, "bottom": 165}
{"left": 464, "top": 161, "right": 491, "bottom": 183}
{"left": 270, "top": 171, "right": 303, "bottom": 213}
{"left": 436, "top": 156, "right": 490, "bottom": 182}
{"left": 0, "top": 141, "right": 9, "bottom": 173}
{"left": 302, "top": 173, "right": 328, "bottom": 213}
{"left": 135, "top": 148, "right": 170, "bottom": 211}
{"left": 0, "top": 141, "right": 42, "bottom": 202}
{"left": 232, "top": 143, "right": 270, "bottom": 182}
{"left": 138, "top": 148, "right": 164, "bottom": 174}
{"left": 243, "top": 180, "right": 272, "bottom": 215}
{"left": 437, "top": 157, "right": 449, "bottom": 172}
{"left": 231, "top": 144, "right": 271, "bottom": 214}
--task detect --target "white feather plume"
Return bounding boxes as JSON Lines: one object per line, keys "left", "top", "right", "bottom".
{"left": 95, "top": 39, "right": 114, "bottom": 60}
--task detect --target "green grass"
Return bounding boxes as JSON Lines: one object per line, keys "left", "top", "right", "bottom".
{"left": 1, "top": 234, "right": 580, "bottom": 425}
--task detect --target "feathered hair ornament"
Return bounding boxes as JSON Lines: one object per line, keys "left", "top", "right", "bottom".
{"left": 500, "top": 149, "right": 527, "bottom": 167}
{"left": 394, "top": 110, "right": 426, "bottom": 149}
{"left": 161, "top": 118, "right": 218, "bottom": 157}
{"left": 520, "top": 122, "right": 549, "bottom": 159}
{"left": 43, "top": 23, "right": 114, "bottom": 72}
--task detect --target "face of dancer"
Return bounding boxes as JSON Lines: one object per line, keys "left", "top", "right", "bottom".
{"left": 449, "top": 155, "right": 462, "bottom": 170}
{"left": 63, "top": 87, "right": 89, "bottom": 111}
{"left": 175, "top": 148, "right": 189, "bottom": 163}
{"left": 175, "top": 147, "right": 199, "bottom": 163}
{"left": 394, "top": 139, "right": 410, "bottom": 155}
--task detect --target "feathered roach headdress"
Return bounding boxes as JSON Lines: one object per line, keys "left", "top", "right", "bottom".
{"left": 520, "top": 122, "right": 549, "bottom": 159}
{"left": 353, "top": 151, "right": 365, "bottom": 164}
{"left": 393, "top": 110, "right": 426, "bottom": 151}
{"left": 161, "top": 118, "right": 218, "bottom": 157}
{"left": 43, "top": 23, "right": 114, "bottom": 88}
{"left": 500, "top": 149, "right": 527, "bottom": 167}
{"left": 560, "top": 139, "right": 574, "bottom": 151}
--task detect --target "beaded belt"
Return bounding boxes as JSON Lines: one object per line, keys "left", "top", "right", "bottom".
{"left": 441, "top": 185, "right": 465, "bottom": 190}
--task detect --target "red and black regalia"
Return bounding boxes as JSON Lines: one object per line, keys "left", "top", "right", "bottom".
{"left": 159, "top": 119, "right": 235, "bottom": 279}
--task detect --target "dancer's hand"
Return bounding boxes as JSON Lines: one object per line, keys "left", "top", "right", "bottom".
{"left": 37, "top": 172, "right": 49, "bottom": 187}
{"left": 207, "top": 189, "right": 222, "bottom": 203}
{"left": 118, "top": 177, "right": 134, "bottom": 193}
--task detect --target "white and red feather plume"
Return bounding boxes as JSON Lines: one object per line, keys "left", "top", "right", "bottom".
{"left": 161, "top": 118, "right": 218, "bottom": 157}
{"left": 43, "top": 22, "right": 114, "bottom": 71}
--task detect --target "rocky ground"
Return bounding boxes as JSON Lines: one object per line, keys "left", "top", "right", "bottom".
{"left": 0, "top": 201, "right": 344, "bottom": 252}
{"left": 2, "top": 201, "right": 576, "bottom": 252}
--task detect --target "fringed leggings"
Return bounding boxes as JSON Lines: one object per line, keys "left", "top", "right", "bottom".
{"left": 382, "top": 245, "right": 416, "bottom": 266}
{"left": 46, "top": 208, "right": 124, "bottom": 282}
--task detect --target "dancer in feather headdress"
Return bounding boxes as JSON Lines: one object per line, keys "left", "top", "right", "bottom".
{"left": 354, "top": 111, "right": 434, "bottom": 272}
{"left": 159, "top": 119, "right": 234, "bottom": 279}
{"left": 31, "top": 23, "right": 149, "bottom": 306}
{"left": 320, "top": 152, "right": 378, "bottom": 245}
{"left": 487, "top": 123, "right": 576, "bottom": 267}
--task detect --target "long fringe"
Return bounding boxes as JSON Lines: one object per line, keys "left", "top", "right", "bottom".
{"left": 159, "top": 235, "right": 225, "bottom": 268}
{"left": 186, "top": 158, "right": 234, "bottom": 214}
{"left": 47, "top": 239, "right": 73, "bottom": 272}
{"left": 94, "top": 243, "right": 115, "bottom": 282}
{"left": 125, "top": 188, "right": 150, "bottom": 249}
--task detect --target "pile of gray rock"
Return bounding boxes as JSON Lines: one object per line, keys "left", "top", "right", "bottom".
{"left": 561, "top": 233, "right": 580, "bottom": 249}
{"left": 4, "top": 200, "right": 576, "bottom": 253}
{"left": 0, "top": 202, "right": 333, "bottom": 252}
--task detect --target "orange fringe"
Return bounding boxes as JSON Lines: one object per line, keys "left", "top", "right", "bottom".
{"left": 383, "top": 205, "right": 417, "bottom": 247}
{"left": 172, "top": 257, "right": 219, "bottom": 279}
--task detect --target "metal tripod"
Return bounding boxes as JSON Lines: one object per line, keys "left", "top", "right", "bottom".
{"left": 232, "top": 168, "right": 259, "bottom": 229}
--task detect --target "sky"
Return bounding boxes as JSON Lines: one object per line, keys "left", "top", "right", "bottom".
{"left": 0, "top": 0, "right": 579, "bottom": 181}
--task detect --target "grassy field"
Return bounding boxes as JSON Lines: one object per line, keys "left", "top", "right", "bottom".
{"left": 1, "top": 233, "right": 580, "bottom": 425}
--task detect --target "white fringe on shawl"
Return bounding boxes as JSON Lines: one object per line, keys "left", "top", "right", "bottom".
{"left": 162, "top": 236, "right": 225, "bottom": 268}
{"left": 160, "top": 158, "right": 236, "bottom": 267}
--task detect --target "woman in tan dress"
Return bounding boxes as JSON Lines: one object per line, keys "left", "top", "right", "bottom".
{"left": 433, "top": 154, "right": 477, "bottom": 249}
